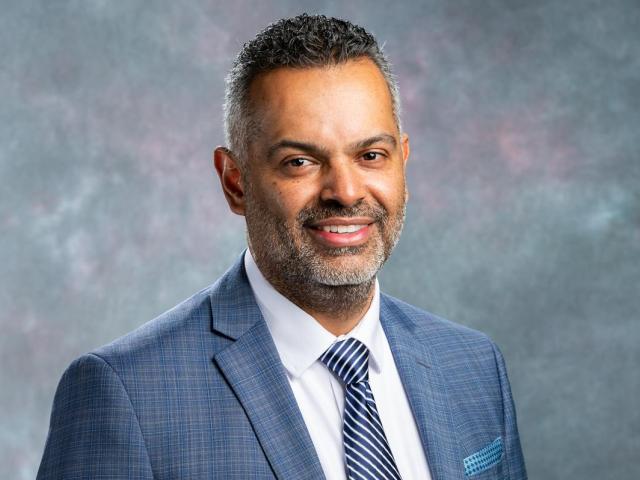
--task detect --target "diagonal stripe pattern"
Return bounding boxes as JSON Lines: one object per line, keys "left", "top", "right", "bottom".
{"left": 320, "top": 338, "right": 402, "bottom": 480}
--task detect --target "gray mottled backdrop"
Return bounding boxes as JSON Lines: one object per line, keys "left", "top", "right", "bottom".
{"left": 1, "top": 1, "right": 638, "bottom": 478}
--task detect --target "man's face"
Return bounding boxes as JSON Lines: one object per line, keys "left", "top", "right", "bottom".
{"left": 241, "top": 58, "right": 409, "bottom": 287}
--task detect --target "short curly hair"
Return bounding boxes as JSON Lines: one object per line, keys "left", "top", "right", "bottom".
{"left": 223, "top": 14, "right": 401, "bottom": 166}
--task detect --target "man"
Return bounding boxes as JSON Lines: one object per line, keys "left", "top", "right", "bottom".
{"left": 38, "top": 14, "right": 526, "bottom": 480}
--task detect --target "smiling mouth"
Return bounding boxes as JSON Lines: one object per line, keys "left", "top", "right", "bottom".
{"left": 305, "top": 222, "right": 374, "bottom": 248}
{"left": 310, "top": 224, "right": 370, "bottom": 234}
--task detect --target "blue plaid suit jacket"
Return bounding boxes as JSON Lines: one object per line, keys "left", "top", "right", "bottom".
{"left": 38, "top": 252, "right": 527, "bottom": 479}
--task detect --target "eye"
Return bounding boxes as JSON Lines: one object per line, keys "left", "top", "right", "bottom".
{"left": 286, "top": 157, "right": 312, "bottom": 168}
{"left": 362, "top": 151, "right": 383, "bottom": 161}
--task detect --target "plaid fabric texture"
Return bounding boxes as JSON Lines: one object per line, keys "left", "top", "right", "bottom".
{"left": 38, "top": 252, "right": 526, "bottom": 479}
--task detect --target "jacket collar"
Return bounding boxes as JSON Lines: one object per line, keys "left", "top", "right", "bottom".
{"left": 208, "top": 251, "right": 325, "bottom": 480}
{"left": 380, "top": 294, "right": 466, "bottom": 479}
{"left": 209, "top": 251, "right": 262, "bottom": 340}
{"left": 209, "top": 252, "right": 464, "bottom": 479}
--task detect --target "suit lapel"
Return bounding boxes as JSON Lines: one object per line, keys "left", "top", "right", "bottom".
{"left": 209, "top": 254, "right": 325, "bottom": 480}
{"left": 380, "top": 295, "right": 465, "bottom": 480}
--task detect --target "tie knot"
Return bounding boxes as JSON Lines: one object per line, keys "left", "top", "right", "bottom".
{"left": 320, "top": 337, "right": 370, "bottom": 385}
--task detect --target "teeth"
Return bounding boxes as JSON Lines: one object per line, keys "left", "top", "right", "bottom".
{"left": 319, "top": 225, "right": 365, "bottom": 233}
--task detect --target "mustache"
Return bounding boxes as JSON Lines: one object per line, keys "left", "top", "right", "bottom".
{"left": 298, "top": 201, "right": 387, "bottom": 226}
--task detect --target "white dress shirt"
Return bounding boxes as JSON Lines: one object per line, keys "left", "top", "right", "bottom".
{"left": 244, "top": 250, "right": 432, "bottom": 480}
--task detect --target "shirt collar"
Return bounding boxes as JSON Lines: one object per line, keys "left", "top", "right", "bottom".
{"left": 244, "top": 249, "right": 384, "bottom": 378}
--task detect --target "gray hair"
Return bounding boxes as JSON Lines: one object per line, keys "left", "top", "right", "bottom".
{"left": 223, "top": 14, "right": 402, "bottom": 167}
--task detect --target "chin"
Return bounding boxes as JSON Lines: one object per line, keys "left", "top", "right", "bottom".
{"left": 309, "top": 256, "right": 381, "bottom": 286}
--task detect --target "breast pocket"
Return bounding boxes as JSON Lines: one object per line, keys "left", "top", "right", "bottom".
{"left": 463, "top": 436, "right": 503, "bottom": 478}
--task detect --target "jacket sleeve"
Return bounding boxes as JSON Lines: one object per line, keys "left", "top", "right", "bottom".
{"left": 37, "top": 353, "right": 154, "bottom": 479}
{"left": 492, "top": 342, "right": 528, "bottom": 479}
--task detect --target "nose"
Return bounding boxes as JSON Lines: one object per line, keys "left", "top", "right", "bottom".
{"left": 319, "top": 159, "right": 366, "bottom": 207}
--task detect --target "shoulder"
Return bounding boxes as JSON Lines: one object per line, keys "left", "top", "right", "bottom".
{"left": 381, "top": 292, "right": 495, "bottom": 344}
{"left": 381, "top": 293, "right": 512, "bottom": 416}
{"left": 60, "top": 254, "right": 251, "bottom": 386}
{"left": 50, "top": 280, "right": 225, "bottom": 420}
{"left": 380, "top": 292, "right": 500, "bottom": 366}
{"left": 88, "top": 282, "right": 218, "bottom": 372}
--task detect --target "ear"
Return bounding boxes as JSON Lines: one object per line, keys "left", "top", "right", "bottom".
{"left": 213, "top": 146, "right": 245, "bottom": 216}
{"left": 400, "top": 133, "right": 410, "bottom": 202}
{"left": 400, "top": 132, "right": 410, "bottom": 167}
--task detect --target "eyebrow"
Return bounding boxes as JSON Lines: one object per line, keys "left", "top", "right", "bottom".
{"left": 350, "top": 133, "right": 397, "bottom": 151}
{"left": 266, "top": 133, "right": 398, "bottom": 160}
{"left": 267, "top": 140, "right": 330, "bottom": 160}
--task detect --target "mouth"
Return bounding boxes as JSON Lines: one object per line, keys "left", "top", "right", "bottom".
{"left": 305, "top": 218, "right": 374, "bottom": 247}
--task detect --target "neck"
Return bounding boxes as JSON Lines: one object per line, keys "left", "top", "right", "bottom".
{"left": 263, "top": 273, "right": 376, "bottom": 336}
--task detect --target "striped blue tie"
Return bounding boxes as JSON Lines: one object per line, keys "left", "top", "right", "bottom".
{"left": 320, "top": 337, "right": 402, "bottom": 480}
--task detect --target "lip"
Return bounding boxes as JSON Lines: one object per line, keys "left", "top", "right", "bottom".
{"left": 308, "top": 216, "right": 375, "bottom": 227}
{"left": 306, "top": 220, "right": 374, "bottom": 248}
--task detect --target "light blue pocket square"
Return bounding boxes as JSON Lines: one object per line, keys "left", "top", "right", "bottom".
{"left": 464, "top": 436, "right": 503, "bottom": 476}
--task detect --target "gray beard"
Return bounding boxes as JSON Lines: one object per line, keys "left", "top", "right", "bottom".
{"left": 242, "top": 172, "right": 406, "bottom": 319}
{"left": 247, "top": 232, "right": 379, "bottom": 318}
{"left": 245, "top": 202, "right": 405, "bottom": 319}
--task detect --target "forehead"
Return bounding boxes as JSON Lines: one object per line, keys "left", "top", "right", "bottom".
{"left": 246, "top": 59, "right": 397, "bottom": 148}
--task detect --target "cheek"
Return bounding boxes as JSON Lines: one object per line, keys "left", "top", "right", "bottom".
{"left": 257, "top": 179, "right": 313, "bottom": 221}
{"left": 368, "top": 174, "right": 406, "bottom": 208}
{"left": 280, "top": 183, "right": 316, "bottom": 217}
